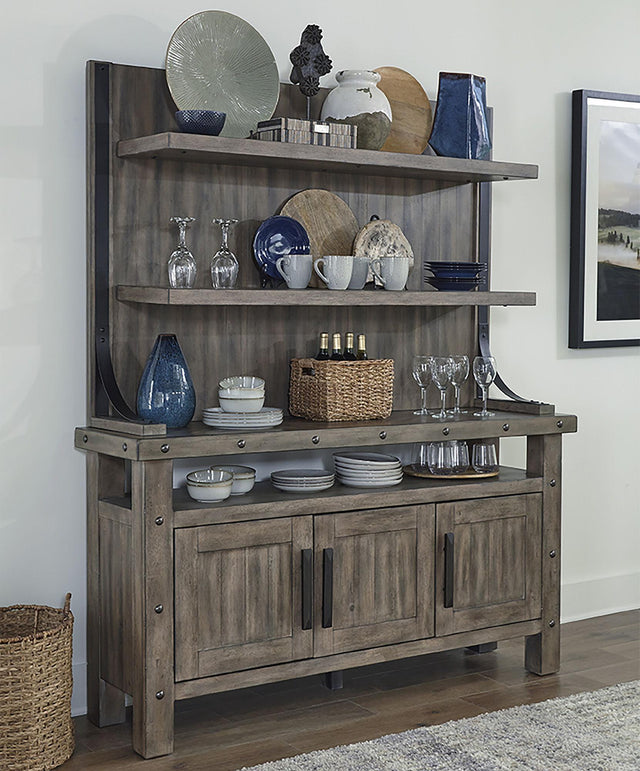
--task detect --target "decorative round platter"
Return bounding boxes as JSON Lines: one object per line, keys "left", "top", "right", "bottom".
{"left": 353, "top": 218, "right": 414, "bottom": 267}
{"left": 374, "top": 66, "right": 433, "bottom": 154}
{"left": 253, "top": 216, "right": 311, "bottom": 280}
{"left": 166, "top": 11, "right": 279, "bottom": 138}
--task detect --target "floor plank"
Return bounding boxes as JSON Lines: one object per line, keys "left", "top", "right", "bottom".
{"left": 59, "top": 610, "right": 639, "bottom": 770}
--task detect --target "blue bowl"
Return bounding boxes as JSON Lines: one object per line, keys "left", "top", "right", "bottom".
{"left": 425, "top": 276, "right": 482, "bottom": 291}
{"left": 175, "top": 110, "right": 226, "bottom": 136}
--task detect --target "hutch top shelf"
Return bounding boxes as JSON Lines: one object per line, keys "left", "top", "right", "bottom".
{"left": 115, "top": 286, "right": 536, "bottom": 307}
{"left": 117, "top": 132, "right": 539, "bottom": 183}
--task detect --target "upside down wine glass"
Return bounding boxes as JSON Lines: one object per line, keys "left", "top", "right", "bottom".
{"left": 430, "top": 356, "right": 454, "bottom": 420}
{"left": 411, "top": 355, "right": 433, "bottom": 415}
{"left": 473, "top": 355, "right": 497, "bottom": 417}
{"left": 211, "top": 218, "right": 239, "bottom": 288}
{"left": 168, "top": 216, "right": 197, "bottom": 288}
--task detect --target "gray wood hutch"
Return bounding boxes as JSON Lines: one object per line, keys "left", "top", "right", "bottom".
{"left": 75, "top": 61, "right": 577, "bottom": 758}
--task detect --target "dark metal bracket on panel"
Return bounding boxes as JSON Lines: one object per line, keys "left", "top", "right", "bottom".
{"left": 92, "top": 61, "right": 142, "bottom": 422}
{"left": 476, "top": 179, "right": 542, "bottom": 406}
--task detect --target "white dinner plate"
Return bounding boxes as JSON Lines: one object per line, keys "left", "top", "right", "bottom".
{"left": 333, "top": 452, "right": 400, "bottom": 464}
{"left": 271, "top": 469, "right": 334, "bottom": 481}
{"left": 338, "top": 477, "right": 403, "bottom": 488}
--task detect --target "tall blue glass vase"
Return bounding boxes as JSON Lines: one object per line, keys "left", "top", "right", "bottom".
{"left": 136, "top": 334, "right": 195, "bottom": 428}
{"left": 428, "top": 72, "right": 491, "bottom": 160}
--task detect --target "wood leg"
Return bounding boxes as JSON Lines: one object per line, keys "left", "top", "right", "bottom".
{"left": 131, "top": 460, "right": 175, "bottom": 758}
{"left": 525, "top": 434, "right": 562, "bottom": 675}
{"left": 322, "top": 671, "right": 344, "bottom": 690}
{"left": 87, "top": 453, "right": 127, "bottom": 727}
{"left": 466, "top": 642, "right": 498, "bottom": 654}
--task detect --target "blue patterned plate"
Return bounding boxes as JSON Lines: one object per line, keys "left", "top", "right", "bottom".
{"left": 253, "top": 216, "right": 311, "bottom": 280}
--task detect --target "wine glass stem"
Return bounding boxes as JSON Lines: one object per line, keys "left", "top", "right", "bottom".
{"left": 440, "top": 389, "right": 446, "bottom": 416}
{"left": 482, "top": 386, "right": 488, "bottom": 414}
{"left": 220, "top": 224, "right": 229, "bottom": 249}
{"left": 421, "top": 387, "right": 429, "bottom": 413}
{"left": 178, "top": 223, "right": 187, "bottom": 248}
{"left": 453, "top": 384, "right": 460, "bottom": 412}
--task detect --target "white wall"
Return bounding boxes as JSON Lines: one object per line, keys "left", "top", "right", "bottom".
{"left": 1, "top": 0, "right": 638, "bottom": 715}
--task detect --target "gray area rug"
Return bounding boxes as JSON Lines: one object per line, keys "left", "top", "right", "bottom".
{"left": 240, "top": 680, "right": 640, "bottom": 770}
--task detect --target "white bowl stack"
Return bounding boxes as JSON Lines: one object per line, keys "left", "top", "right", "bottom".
{"left": 186, "top": 468, "right": 234, "bottom": 502}
{"left": 271, "top": 469, "right": 335, "bottom": 493}
{"left": 333, "top": 452, "right": 403, "bottom": 488}
{"left": 203, "top": 375, "right": 283, "bottom": 428}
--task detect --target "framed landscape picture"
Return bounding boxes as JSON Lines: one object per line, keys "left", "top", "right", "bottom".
{"left": 569, "top": 89, "right": 640, "bottom": 348}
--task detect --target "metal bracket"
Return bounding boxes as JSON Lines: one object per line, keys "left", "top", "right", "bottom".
{"left": 92, "top": 62, "right": 143, "bottom": 422}
{"left": 476, "top": 176, "right": 541, "bottom": 405}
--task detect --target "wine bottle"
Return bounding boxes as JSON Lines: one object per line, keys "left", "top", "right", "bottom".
{"left": 356, "top": 334, "right": 368, "bottom": 360}
{"left": 330, "top": 333, "right": 344, "bottom": 360}
{"left": 343, "top": 332, "right": 357, "bottom": 360}
{"left": 316, "top": 332, "right": 330, "bottom": 360}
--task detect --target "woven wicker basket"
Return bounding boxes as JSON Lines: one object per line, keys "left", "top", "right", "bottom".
{"left": 289, "top": 358, "right": 394, "bottom": 421}
{"left": 0, "top": 594, "right": 74, "bottom": 771}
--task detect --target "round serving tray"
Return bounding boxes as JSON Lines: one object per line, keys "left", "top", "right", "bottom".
{"left": 403, "top": 464, "right": 499, "bottom": 480}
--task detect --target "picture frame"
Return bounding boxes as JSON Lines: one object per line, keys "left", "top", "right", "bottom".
{"left": 569, "top": 89, "right": 640, "bottom": 348}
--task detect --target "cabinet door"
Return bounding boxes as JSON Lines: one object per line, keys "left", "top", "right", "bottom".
{"left": 314, "top": 505, "right": 434, "bottom": 657}
{"left": 175, "top": 517, "right": 313, "bottom": 681}
{"left": 435, "top": 494, "right": 542, "bottom": 636}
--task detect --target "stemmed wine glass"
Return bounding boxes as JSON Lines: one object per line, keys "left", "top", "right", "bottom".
{"left": 430, "top": 356, "right": 454, "bottom": 420}
{"left": 448, "top": 355, "right": 469, "bottom": 416}
{"left": 211, "top": 218, "right": 239, "bottom": 288}
{"left": 411, "top": 355, "right": 433, "bottom": 415}
{"left": 473, "top": 355, "right": 497, "bottom": 417}
{"left": 168, "top": 216, "right": 197, "bottom": 288}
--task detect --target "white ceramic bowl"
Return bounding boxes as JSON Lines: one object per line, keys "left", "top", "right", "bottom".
{"left": 186, "top": 469, "right": 233, "bottom": 503}
{"left": 219, "top": 375, "right": 265, "bottom": 390}
{"left": 218, "top": 393, "right": 265, "bottom": 413}
{"left": 218, "top": 386, "right": 265, "bottom": 398}
{"left": 211, "top": 465, "right": 256, "bottom": 495}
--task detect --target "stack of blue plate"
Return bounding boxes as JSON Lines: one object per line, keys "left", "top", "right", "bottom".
{"left": 424, "top": 261, "right": 487, "bottom": 291}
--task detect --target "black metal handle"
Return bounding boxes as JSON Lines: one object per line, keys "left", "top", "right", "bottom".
{"left": 301, "top": 549, "right": 313, "bottom": 630}
{"left": 444, "top": 532, "right": 454, "bottom": 608}
{"left": 322, "top": 548, "right": 334, "bottom": 628}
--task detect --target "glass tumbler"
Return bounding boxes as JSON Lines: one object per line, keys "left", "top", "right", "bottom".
{"left": 472, "top": 442, "right": 498, "bottom": 474}
{"left": 427, "top": 442, "right": 455, "bottom": 475}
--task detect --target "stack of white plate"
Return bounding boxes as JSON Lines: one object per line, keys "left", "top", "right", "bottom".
{"left": 271, "top": 469, "right": 335, "bottom": 493}
{"left": 333, "top": 452, "right": 403, "bottom": 488}
{"left": 202, "top": 406, "right": 283, "bottom": 429}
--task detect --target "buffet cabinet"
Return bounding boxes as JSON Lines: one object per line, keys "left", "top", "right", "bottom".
{"left": 75, "top": 61, "right": 577, "bottom": 758}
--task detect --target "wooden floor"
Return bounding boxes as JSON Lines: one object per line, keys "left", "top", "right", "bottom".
{"left": 62, "top": 610, "right": 639, "bottom": 770}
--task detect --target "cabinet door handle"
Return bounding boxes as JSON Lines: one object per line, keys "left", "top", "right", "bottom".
{"left": 444, "top": 532, "right": 454, "bottom": 608}
{"left": 301, "top": 549, "right": 313, "bottom": 630}
{"left": 322, "top": 548, "right": 334, "bottom": 628}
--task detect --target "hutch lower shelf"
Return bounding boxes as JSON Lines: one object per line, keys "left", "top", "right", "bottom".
{"left": 75, "top": 409, "right": 576, "bottom": 758}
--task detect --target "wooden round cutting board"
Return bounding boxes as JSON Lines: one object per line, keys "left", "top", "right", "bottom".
{"left": 374, "top": 66, "right": 433, "bottom": 154}
{"left": 280, "top": 190, "right": 359, "bottom": 286}
{"left": 353, "top": 218, "right": 414, "bottom": 267}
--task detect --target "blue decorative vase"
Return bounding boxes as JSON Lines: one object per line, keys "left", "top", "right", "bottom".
{"left": 428, "top": 72, "right": 491, "bottom": 160}
{"left": 136, "top": 334, "right": 195, "bottom": 428}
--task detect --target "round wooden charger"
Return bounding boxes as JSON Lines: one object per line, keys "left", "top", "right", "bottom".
{"left": 374, "top": 66, "right": 433, "bottom": 154}
{"left": 353, "top": 219, "right": 414, "bottom": 267}
{"left": 281, "top": 189, "right": 359, "bottom": 287}
{"left": 403, "top": 464, "right": 499, "bottom": 480}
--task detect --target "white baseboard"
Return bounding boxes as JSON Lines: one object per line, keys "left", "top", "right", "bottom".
{"left": 71, "top": 662, "right": 87, "bottom": 717}
{"left": 561, "top": 572, "right": 640, "bottom": 623}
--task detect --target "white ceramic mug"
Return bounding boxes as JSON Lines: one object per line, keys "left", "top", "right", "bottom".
{"left": 313, "top": 255, "right": 354, "bottom": 290}
{"left": 276, "top": 253, "right": 313, "bottom": 289}
{"left": 348, "top": 255, "right": 372, "bottom": 289}
{"left": 371, "top": 256, "right": 411, "bottom": 291}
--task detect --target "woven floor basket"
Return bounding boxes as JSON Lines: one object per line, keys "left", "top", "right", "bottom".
{"left": 289, "top": 358, "right": 394, "bottom": 421}
{"left": 0, "top": 594, "right": 74, "bottom": 771}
